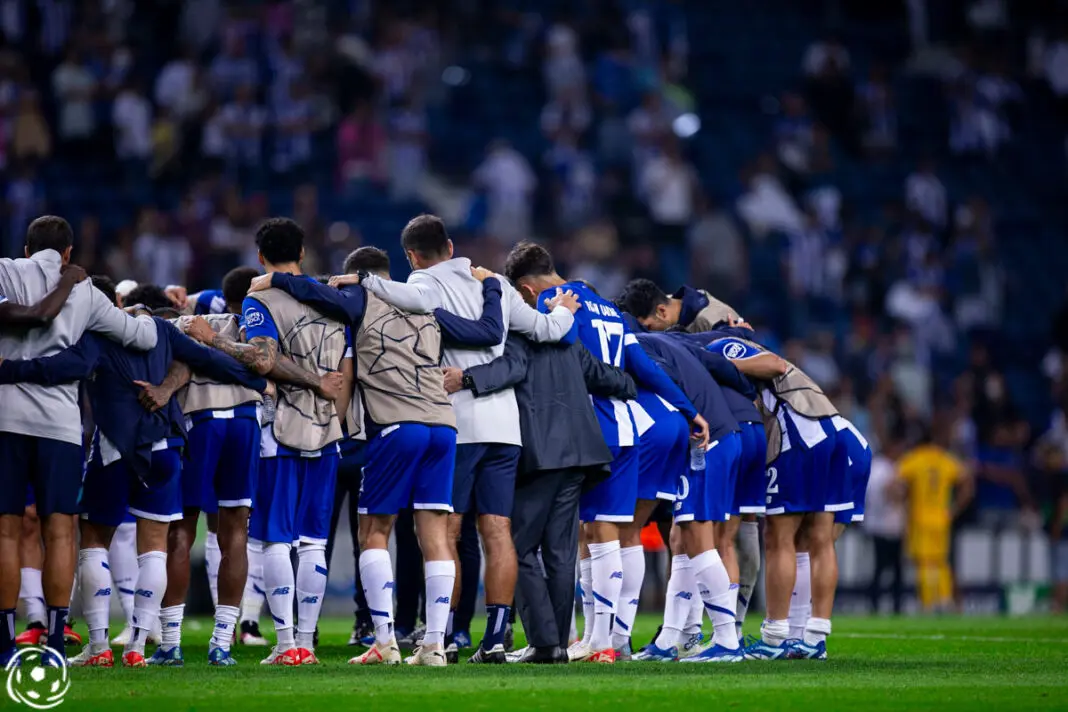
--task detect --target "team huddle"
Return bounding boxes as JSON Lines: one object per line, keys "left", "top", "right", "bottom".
{"left": 0, "top": 212, "right": 871, "bottom": 669}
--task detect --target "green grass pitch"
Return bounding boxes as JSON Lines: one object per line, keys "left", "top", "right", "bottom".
{"left": 34, "top": 614, "right": 1068, "bottom": 711}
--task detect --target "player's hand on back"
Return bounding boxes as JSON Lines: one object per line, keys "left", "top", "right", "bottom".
{"left": 470, "top": 266, "right": 495, "bottom": 283}
{"left": 328, "top": 273, "right": 361, "bottom": 289}
{"left": 442, "top": 366, "right": 464, "bottom": 394}
{"left": 133, "top": 379, "right": 170, "bottom": 412}
{"left": 59, "top": 263, "right": 88, "bottom": 284}
{"left": 544, "top": 288, "right": 581, "bottom": 314}
{"left": 316, "top": 371, "right": 346, "bottom": 401}
{"left": 185, "top": 316, "right": 216, "bottom": 345}
{"left": 690, "top": 414, "right": 710, "bottom": 450}
{"left": 164, "top": 285, "right": 188, "bottom": 310}
{"left": 247, "top": 273, "right": 274, "bottom": 293}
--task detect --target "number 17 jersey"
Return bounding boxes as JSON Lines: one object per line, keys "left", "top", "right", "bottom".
{"left": 538, "top": 280, "right": 640, "bottom": 448}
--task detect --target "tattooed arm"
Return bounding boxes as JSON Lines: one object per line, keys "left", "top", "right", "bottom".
{"left": 134, "top": 360, "right": 191, "bottom": 412}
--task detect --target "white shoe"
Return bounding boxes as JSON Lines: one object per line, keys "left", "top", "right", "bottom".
{"left": 69, "top": 645, "right": 114, "bottom": 667}
{"left": 111, "top": 625, "right": 133, "bottom": 646}
{"left": 349, "top": 640, "right": 401, "bottom": 665}
{"left": 506, "top": 646, "right": 530, "bottom": 663}
{"left": 678, "top": 632, "right": 711, "bottom": 659}
{"left": 405, "top": 643, "right": 447, "bottom": 667}
{"left": 567, "top": 641, "right": 593, "bottom": 661}
{"left": 260, "top": 646, "right": 302, "bottom": 666}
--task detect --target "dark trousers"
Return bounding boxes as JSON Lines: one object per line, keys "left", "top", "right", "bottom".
{"left": 869, "top": 534, "right": 904, "bottom": 614}
{"left": 512, "top": 468, "right": 584, "bottom": 649}
{"left": 326, "top": 452, "right": 369, "bottom": 624}
{"left": 394, "top": 508, "right": 425, "bottom": 631}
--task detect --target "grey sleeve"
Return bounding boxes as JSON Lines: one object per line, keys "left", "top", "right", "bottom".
{"left": 361, "top": 271, "right": 443, "bottom": 314}
{"left": 84, "top": 284, "right": 159, "bottom": 350}
{"left": 502, "top": 281, "right": 574, "bottom": 343}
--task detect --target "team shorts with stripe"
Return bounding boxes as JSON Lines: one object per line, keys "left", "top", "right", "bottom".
{"left": 637, "top": 411, "right": 690, "bottom": 502}
{"left": 80, "top": 445, "right": 184, "bottom": 526}
{"left": 674, "top": 431, "right": 741, "bottom": 524}
{"left": 581, "top": 445, "right": 639, "bottom": 523}
{"left": 734, "top": 422, "right": 767, "bottom": 515}
{"left": 766, "top": 417, "right": 844, "bottom": 515}
{"left": 249, "top": 451, "right": 339, "bottom": 545}
{"left": 833, "top": 427, "right": 872, "bottom": 525}
{"left": 182, "top": 415, "right": 260, "bottom": 513}
{"left": 359, "top": 423, "right": 457, "bottom": 516}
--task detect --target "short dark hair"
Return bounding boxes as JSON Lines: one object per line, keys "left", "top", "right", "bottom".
{"left": 400, "top": 214, "right": 450, "bottom": 259}
{"left": 126, "top": 284, "right": 172, "bottom": 311}
{"left": 152, "top": 307, "right": 182, "bottom": 319}
{"left": 91, "top": 275, "right": 117, "bottom": 307}
{"left": 344, "top": 246, "right": 390, "bottom": 275}
{"left": 503, "top": 241, "right": 555, "bottom": 284}
{"left": 221, "top": 266, "right": 259, "bottom": 307}
{"left": 616, "top": 279, "right": 669, "bottom": 319}
{"left": 25, "top": 216, "right": 73, "bottom": 256}
{"left": 255, "top": 217, "right": 304, "bottom": 265}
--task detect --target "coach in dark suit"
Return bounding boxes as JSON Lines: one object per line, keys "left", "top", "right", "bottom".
{"left": 446, "top": 334, "right": 636, "bottom": 663}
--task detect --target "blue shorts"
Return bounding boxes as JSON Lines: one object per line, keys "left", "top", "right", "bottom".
{"left": 359, "top": 424, "right": 456, "bottom": 516}
{"left": 734, "top": 422, "right": 767, "bottom": 515}
{"left": 834, "top": 429, "right": 872, "bottom": 525}
{"left": 453, "top": 442, "right": 519, "bottom": 517}
{"left": 637, "top": 412, "right": 689, "bottom": 502}
{"left": 674, "top": 431, "right": 741, "bottom": 524}
{"left": 249, "top": 451, "right": 339, "bottom": 545}
{"left": 766, "top": 421, "right": 838, "bottom": 515}
{"left": 580, "top": 445, "right": 639, "bottom": 523}
{"left": 80, "top": 446, "right": 184, "bottom": 526}
{"left": 0, "top": 433, "right": 84, "bottom": 517}
{"left": 183, "top": 415, "right": 260, "bottom": 513}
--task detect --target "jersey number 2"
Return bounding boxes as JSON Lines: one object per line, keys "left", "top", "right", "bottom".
{"left": 591, "top": 318, "right": 624, "bottom": 366}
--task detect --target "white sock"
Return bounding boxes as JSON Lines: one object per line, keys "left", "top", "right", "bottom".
{"left": 656, "top": 555, "right": 692, "bottom": 650}
{"left": 579, "top": 558, "right": 594, "bottom": 646}
{"left": 241, "top": 539, "right": 266, "bottom": 625}
{"left": 423, "top": 560, "right": 455, "bottom": 648}
{"left": 683, "top": 567, "right": 704, "bottom": 636}
{"left": 128, "top": 551, "right": 167, "bottom": 656}
{"left": 691, "top": 549, "right": 738, "bottom": 650}
{"left": 109, "top": 521, "right": 138, "bottom": 628}
{"left": 263, "top": 542, "right": 295, "bottom": 651}
{"left": 211, "top": 605, "right": 240, "bottom": 652}
{"left": 205, "top": 531, "right": 221, "bottom": 609}
{"left": 761, "top": 618, "right": 789, "bottom": 646}
{"left": 77, "top": 549, "right": 111, "bottom": 653}
{"left": 735, "top": 520, "right": 760, "bottom": 637}
{"left": 789, "top": 552, "right": 812, "bottom": 640}
{"left": 160, "top": 604, "right": 184, "bottom": 650}
{"left": 19, "top": 567, "right": 46, "bottom": 627}
{"left": 587, "top": 540, "right": 622, "bottom": 651}
{"left": 613, "top": 545, "right": 644, "bottom": 650}
{"left": 359, "top": 548, "right": 395, "bottom": 646}
{"left": 295, "top": 543, "right": 328, "bottom": 650}
{"left": 804, "top": 616, "right": 831, "bottom": 647}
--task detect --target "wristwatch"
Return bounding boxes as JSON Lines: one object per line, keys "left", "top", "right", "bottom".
{"left": 461, "top": 372, "right": 475, "bottom": 392}
{"left": 356, "top": 269, "right": 369, "bottom": 284}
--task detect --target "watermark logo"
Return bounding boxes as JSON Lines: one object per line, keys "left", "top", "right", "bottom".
{"left": 5, "top": 646, "right": 71, "bottom": 709}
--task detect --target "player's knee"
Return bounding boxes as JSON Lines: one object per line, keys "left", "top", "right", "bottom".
{"left": 41, "top": 514, "right": 75, "bottom": 544}
{"left": 477, "top": 515, "right": 512, "bottom": 549}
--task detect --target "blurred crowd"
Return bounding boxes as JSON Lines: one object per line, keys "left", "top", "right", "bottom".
{"left": 0, "top": 0, "right": 1065, "bottom": 601}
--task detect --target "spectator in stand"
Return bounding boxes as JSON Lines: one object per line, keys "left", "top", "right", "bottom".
{"left": 856, "top": 63, "right": 898, "bottom": 156}
{"left": 799, "top": 331, "right": 841, "bottom": 391}
{"left": 774, "top": 92, "right": 816, "bottom": 181}
{"left": 271, "top": 81, "right": 313, "bottom": 177}
{"left": 220, "top": 83, "right": 267, "bottom": 183}
{"left": 802, "top": 30, "right": 856, "bottom": 150}
{"left": 132, "top": 206, "right": 192, "bottom": 287}
{"left": 543, "top": 128, "right": 597, "bottom": 232}
{"left": 337, "top": 101, "right": 386, "bottom": 194}
{"left": 736, "top": 153, "right": 804, "bottom": 238}
{"left": 976, "top": 420, "right": 1034, "bottom": 529}
{"left": 905, "top": 158, "right": 947, "bottom": 230}
{"left": 541, "top": 85, "right": 592, "bottom": 143}
{"left": 687, "top": 196, "right": 746, "bottom": 302}
{"left": 387, "top": 93, "right": 428, "bottom": 201}
{"left": 864, "top": 440, "right": 905, "bottom": 614}
{"left": 373, "top": 22, "right": 415, "bottom": 106}
{"left": 639, "top": 138, "right": 697, "bottom": 288}
{"left": 10, "top": 90, "right": 51, "bottom": 165}
{"left": 112, "top": 79, "right": 153, "bottom": 185}
{"left": 51, "top": 45, "right": 98, "bottom": 159}
{"left": 268, "top": 34, "right": 304, "bottom": 111}
{"left": 3, "top": 165, "right": 43, "bottom": 257}
{"left": 473, "top": 138, "right": 537, "bottom": 244}
{"left": 543, "top": 21, "right": 585, "bottom": 101}
{"left": 155, "top": 46, "right": 197, "bottom": 116}
{"left": 210, "top": 34, "right": 258, "bottom": 99}
{"left": 627, "top": 91, "right": 673, "bottom": 183}
{"left": 1041, "top": 443, "right": 1068, "bottom": 612}
{"left": 592, "top": 35, "right": 635, "bottom": 110}
{"left": 802, "top": 30, "right": 851, "bottom": 78}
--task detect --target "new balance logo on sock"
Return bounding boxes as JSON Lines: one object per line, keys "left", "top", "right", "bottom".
{"left": 271, "top": 587, "right": 290, "bottom": 596}
{"left": 166, "top": 622, "right": 180, "bottom": 628}
{"left": 629, "top": 599, "right": 640, "bottom": 606}
{"left": 135, "top": 589, "right": 153, "bottom": 598}
{"left": 301, "top": 596, "right": 319, "bottom": 604}
{"left": 215, "top": 623, "right": 228, "bottom": 629}
{"left": 435, "top": 596, "right": 450, "bottom": 604}
{"left": 382, "top": 582, "right": 394, "bottom": 590}
{"left": 675, "top": 591, "right": 693, "bottom": 600}
{"left": 93, "top": 588, "right": 112, "bottom": 597}
{"left": 610, "top": 571, "right": 623, "bottom": 580}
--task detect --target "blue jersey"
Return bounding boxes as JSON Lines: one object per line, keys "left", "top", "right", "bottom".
{"left": 193, "top": 289, "right": 226, "bottom": 315}
{"left": 538, "top": 280, "right": 696, "bottom": 448}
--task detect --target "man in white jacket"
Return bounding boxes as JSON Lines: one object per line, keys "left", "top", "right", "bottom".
{"left": 336, "top": 214, "right": 578, "bottom": 663}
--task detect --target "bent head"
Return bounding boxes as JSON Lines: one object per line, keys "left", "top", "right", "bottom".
{"left": 503, "top": 241, "right": 561, "bottom": 307}
{"left": 344, "top": 246, "right": 391, "bottom": 280}
{"left": 25, "top": 215, "right": 74, "bottom": 264}
{"left": 400, "top": 214, "right": 453, "bottom": 271}
{"left": 256, "top": 217, "right": 305, "bottom": 273}
{"left": 222, "top": 266, "right": 260, "bottom": 314}
{"left": 617, "top": 278, "right": 679, "bottom": 331}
